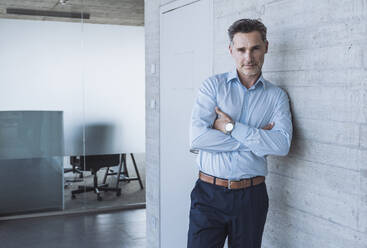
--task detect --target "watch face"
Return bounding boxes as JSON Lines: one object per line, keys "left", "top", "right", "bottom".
{"left": 225, "top": 122, "right": 234, "bottom": 132}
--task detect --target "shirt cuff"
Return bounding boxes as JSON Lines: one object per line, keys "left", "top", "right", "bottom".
{"left": 231, "top": 121, "right": 252, "bottom": 142}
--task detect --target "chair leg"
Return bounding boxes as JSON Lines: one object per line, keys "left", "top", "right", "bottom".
{"left": 91, "top": 171, "right": 100, "bottom": 200}
{"left": 72, "top": 163, "right": 121, "bottom": 201}
{"left": 115, "top": 154, "right": 123, "bottom": 193}
{"left": 122, "top": 153, "right": 129, "bottom": 178}
{"left": 103, "top": 166, "right": 109, "bottom": 184}
{"left": 130, "top": 153, "right": 144, "bottom": 189}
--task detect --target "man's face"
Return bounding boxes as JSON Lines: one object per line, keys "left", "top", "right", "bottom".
{"left": 229, "top": 31, "right": 268, "bottom": 77}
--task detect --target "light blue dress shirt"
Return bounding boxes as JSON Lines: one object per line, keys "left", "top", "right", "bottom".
{"left": 190, "top": 69, "right": 293, "bottom": 180}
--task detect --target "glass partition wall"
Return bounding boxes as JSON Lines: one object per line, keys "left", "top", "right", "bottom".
{"left": 0, "top": 0, "right": 145, "bottom": 218}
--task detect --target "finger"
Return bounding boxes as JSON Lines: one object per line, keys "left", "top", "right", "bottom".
{"left": 215, "top": 107, "right": 225, "bottom": 119}
{"left": 216, "top": 107, "right": 229, "bottom": 119}
{"left": 215, "top": 109, "right": 221, "bottom": 119}
{"left": 261, "top": 125, "right": 270, "bottom": 130}
{"left": 262, "top": 122, "right": 274, "bottom": 130}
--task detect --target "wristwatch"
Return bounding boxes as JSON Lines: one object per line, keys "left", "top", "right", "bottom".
{"left": 225, "top": 122, "right": 234, "bottom": 135}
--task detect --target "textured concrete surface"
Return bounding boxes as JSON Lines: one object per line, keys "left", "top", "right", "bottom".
{"left": 212, "top": 0, "right": 367, "bottom": 247}
{"left": 145, "top": 0, "right": 161, "bottom": 247}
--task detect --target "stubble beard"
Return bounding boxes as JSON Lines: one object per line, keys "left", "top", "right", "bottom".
{"left": 239, "top": 65, "right": 261, "bottom": 77}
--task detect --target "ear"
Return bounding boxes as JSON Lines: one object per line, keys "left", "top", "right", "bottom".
{"left": 229, "top": 42, "right": 233, "bottom": 55}
{"left": 265, "top": 40, "right": 269, "bottom": 54}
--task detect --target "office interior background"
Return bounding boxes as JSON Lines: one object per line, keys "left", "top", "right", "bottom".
{"left": 0, "top": 0, "right": 146, "bottom": 247}
{"left": 1, "top": 0, "right": 367, "bottom": 248}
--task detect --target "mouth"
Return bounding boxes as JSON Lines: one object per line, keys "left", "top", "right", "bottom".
{"left": 243, "top": 65, "right": 256, "bottom": 68}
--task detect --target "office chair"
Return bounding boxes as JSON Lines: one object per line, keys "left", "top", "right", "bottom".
{"left": 102, "top": 153, "right": 144, "bottom": 190}
{"left": 70, "top": 154, "right": 122, "bottom": 201}
{"left": 64, "top": 159, "right": 84, "bottom": 180}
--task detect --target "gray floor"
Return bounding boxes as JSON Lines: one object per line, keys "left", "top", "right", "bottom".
{"left": 0, "top": 209, "right": 146, "bottom": 248}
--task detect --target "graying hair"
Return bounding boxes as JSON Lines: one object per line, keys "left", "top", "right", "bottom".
{"left": 228, "top": 19, "right": 267, "bottom": 44}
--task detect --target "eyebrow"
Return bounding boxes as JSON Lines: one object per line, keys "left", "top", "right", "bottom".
{"left": 236, "top": 45, "right": 261, "bottom": 51}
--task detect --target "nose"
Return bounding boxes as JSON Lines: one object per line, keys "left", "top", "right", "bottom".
{"left": 243, "top": 51, "right": 253, "bottom": 63}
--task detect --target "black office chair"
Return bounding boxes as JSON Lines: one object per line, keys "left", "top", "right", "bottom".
{"left": 70, "top": 154, "right": 122, "bottom": 201}
{"left": 64, "top": 163, "right": 84, "bottom": 181}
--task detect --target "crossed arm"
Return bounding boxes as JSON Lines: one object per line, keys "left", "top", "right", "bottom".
{"left": 190, "top": 79, "right": 293, "bottom": 156}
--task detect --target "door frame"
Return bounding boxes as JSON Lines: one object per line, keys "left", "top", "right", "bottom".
{"left": 159, "top": 0, "right": 214, "bottom": 247}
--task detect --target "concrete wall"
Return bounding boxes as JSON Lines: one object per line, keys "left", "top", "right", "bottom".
{"left": 211, "top": 0, "right": 367, "bottom": 247}
{"left": 146, "top": 0, "right": 367, "bottom": 247}
{"left": 145, "top": 0, "right": 161, "bottom": 247}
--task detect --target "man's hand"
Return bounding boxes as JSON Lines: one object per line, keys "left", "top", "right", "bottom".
{"left": 262, "top": 122, "right": 274, "bottom": 130}
{"left": 213, "top": 107, "right": 233, "bottom": 133}
{"left": 213, "top": 106, "right": 275, "bottom": 133}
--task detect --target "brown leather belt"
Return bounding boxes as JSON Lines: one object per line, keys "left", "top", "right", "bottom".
{"left": 199, "top": 171, "right": 265, "bottom": 189}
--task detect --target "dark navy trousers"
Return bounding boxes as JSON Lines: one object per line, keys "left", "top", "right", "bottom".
{"left": 187, "top": 178, "right": 269, "bottom": 248}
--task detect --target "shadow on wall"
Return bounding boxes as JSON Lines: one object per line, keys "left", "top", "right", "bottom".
{"left": 266, "top": 40, "right": 297, "bottom": 247}
{"left": 71, "top": 123, "right": 117, "bottom": 155}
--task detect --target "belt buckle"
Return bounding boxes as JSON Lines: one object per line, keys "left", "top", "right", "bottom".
{"left": 227, "top": 180, "right": 231, "bottom": 189}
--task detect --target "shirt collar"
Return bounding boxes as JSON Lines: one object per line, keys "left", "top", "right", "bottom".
{"left": 226, "top": 69, "right": 266, "bottom": 90}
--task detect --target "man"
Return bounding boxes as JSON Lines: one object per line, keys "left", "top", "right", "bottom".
{"left": 188, "top": 19, "right": 293, "bottom": 248}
